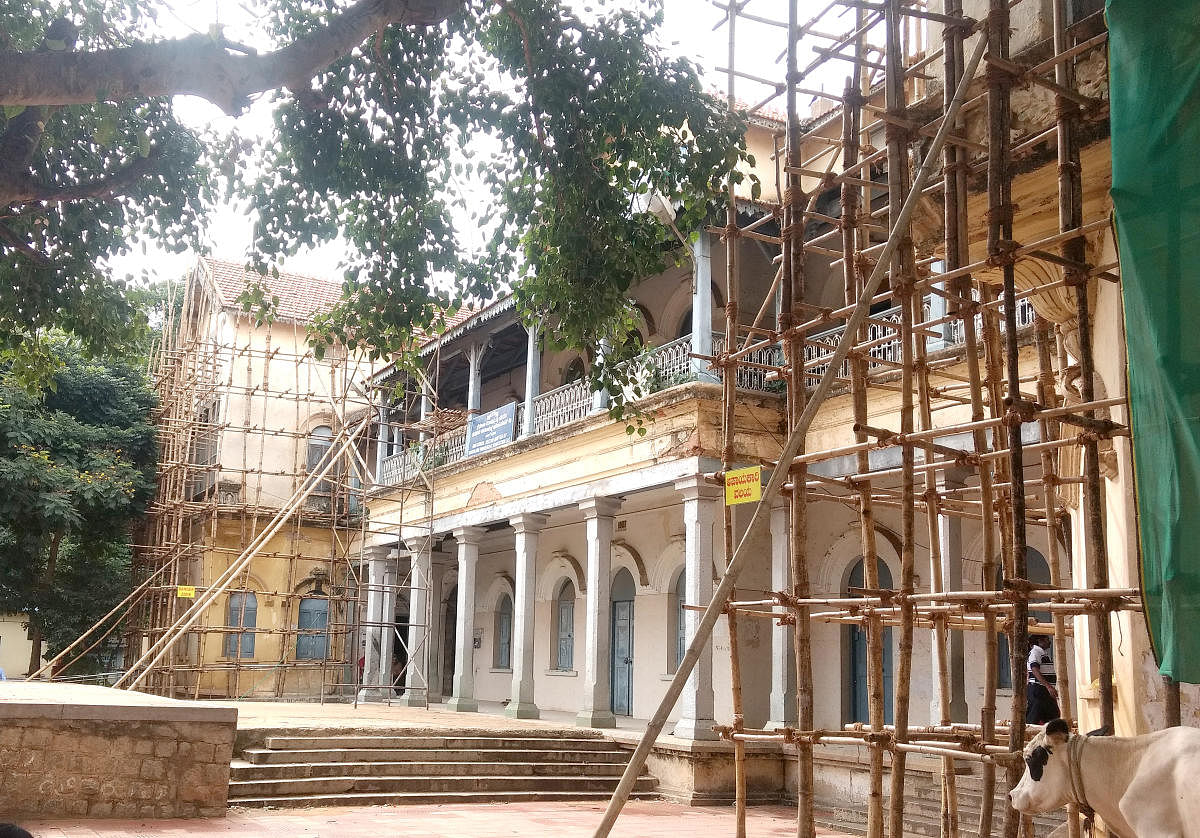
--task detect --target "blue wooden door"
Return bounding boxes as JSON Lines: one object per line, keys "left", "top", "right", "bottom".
{"left": 611, "top": 600, "right": 634, "bottom": 716}
{"left": 847, "top": 558, "right": 893, "bottom": 724}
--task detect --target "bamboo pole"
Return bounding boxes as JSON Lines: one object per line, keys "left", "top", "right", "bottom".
{"left": 593, "top": 32, "right": 991, "bottom": 837}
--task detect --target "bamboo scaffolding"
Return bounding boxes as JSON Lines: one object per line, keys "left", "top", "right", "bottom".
{"left": 596, "top": 1, "right": 1126, "bottom": 837}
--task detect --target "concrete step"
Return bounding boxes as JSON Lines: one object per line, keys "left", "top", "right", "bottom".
{"left": 230, "top": 758, "right": 630, "bottom": 781}
{"left": 243, "top": 746, "right": 631, "bottom": 765}
{"left": 230, "top": 788, "right": 658, "bottom": 809}
{"left": 262, "top": 734, "right": 616, "bottom": 751}
{"left": 230, "top": 773, "right": 655, "bottom": 798}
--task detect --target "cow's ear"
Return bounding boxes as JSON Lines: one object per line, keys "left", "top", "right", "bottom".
{"left": 1045, "top": 718, "right": 1070, "bottom": 743}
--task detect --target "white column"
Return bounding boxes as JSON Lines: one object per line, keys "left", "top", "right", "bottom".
{"left": 673, "top": 476, "right": 720, "bottom": 740}
{"left": 419, "top": 376, "right": 433, "bottom": 442}
{"left": 937, "top": 468, "right": 969, "bottom": 722}
{"left": 590, "top": 339, "right": 611, "bottom": 413}
{"left": 508, "top": 513, "right": 547, "bottom": 718}
{"left": 767, "top": 499, "right": 797, "bottom": 730}
{"left": 577, "top": 496, "right": 621, "bottom": 728}
{"left": 521, "top": 322, "right": 542, "bottom": 438}
{"left": 447, "top": 526, "right": 484, "bottom": 713}
{"left": 390, "top": 424, "right": 402, "bottom": 455}
{"left": 427, "top": 559, "right": 445, "bottom": 702}
{"left": 379, "top": 559, "right": 398, "bottom": 692}
{"left": 374, "top": 407, "right": 388, "bottom": 481}
{"left": 691, "top": 231, "right": 717, "bottom": 381}
{"left": 397, "top": 537, "right": 432, "bottom": 707}
{"left": 464, "top": 341, "right": 490, "bottom": 448}
{"left": 357, "top": 555, "right": 391, "bottom": 701}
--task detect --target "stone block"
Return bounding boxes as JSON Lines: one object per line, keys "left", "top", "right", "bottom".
{"left": 133, "top": 739, "right": 155, "bottom": 755}
{"left": 22, "top": 728, "right": 52, "bottom": 748}
{"left": 79, "top": 778, "right": 100, "bottom": 796}
{"left": 88, "top": 802, "right": 114, "bottom": 818}
{"left": 112, "top": 802, "right": 139, "bottom": 818}
{"left": 197, "top": 807, "right": 227, "bottom": 819}
{"left": 192, "top": 742, "right": 215, "bottom": 763}
{"left": 176, "top": 742, "right": 194, "bottom": 760}
{"left": 154, "top": 740, "right": 177, "bottom": 758}
{"left": 202, "top": 763, "right": 229, "bottom": 785}
{"left": 141, "top": 760, "right": 166, "bottom": 781}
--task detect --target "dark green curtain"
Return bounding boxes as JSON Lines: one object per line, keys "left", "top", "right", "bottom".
{"left": 1109, "top": 0, "right": 1200, "bottom": 682}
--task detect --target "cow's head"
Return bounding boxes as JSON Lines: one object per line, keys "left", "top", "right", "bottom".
{"left": 1009, "top": 719, "right": 1072, "bottom": 814}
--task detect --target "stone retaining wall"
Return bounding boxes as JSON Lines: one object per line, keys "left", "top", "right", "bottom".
{"left": 0, "top": 683, "right": 237, "bottom": 819}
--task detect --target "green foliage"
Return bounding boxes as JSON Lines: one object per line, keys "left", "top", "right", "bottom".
{"left": 3, "top": 0, "right": 751, "bottom": 403}
{"left": 0, "top": 341, "right": 156, "bottom": 671}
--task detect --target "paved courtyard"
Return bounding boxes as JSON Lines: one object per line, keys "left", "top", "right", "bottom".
{"left": 19, "top": 800, "right": 823, "bottom": 837}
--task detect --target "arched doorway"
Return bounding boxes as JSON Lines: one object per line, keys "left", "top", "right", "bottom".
{"left": 997, "top": 547, "right": 1052, "bottom": 688}
{"left": 442, "top": 585, "right": 457, "bottom": 697}
{"left": 392, "top": 601, "right": 410, "bottom": 694}
{"left": 610, "top": 569, "right": 636, "bottom": 716}
{"left": 845, "top": 557, "right": 894, "bottom": 725}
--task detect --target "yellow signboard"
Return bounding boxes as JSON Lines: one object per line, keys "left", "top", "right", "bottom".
{"left": 725, "top": 466, "right": 762, "bottom": 506}
{"left": 176, "top": 585, "right": 196, "bottom": 599}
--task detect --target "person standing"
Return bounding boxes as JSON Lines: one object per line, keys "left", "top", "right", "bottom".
{"left": 1026, "top": 634, "right": 1060, "bottom": 723}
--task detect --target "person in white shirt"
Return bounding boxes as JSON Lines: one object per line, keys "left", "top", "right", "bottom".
{"left": 1025, "top": 634, "right": 1059, "bottom": 723}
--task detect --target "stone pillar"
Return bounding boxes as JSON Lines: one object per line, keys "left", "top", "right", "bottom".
{"left": 447, "top": 526, "right": 484, "bottom": 713}
{"left": 521, "top": 322, "right": 541, "bottom": 438}
{"left": 767, "top": 500, "right": 797, "bottom": 730}
{"left": 673, "top": 476, "right": 720, "bottom": 740}
{"left": 691, "top": 231, "right": 718, "bottom": 381}
{"left": 419, "top": 377, "right": 433, "bottom": 443}
{"left": 577, "top": 496, "right": 621, "bottom": 728}
{"left": 427, "top": 558, "right": 445, "bottom": 703}
{"left": 508, "top": 513, "right": 547, "bottom": 718}
{"left": 390, "top": 424, "right": 402, "bottom": 456}
{"left": 357, "top": 554, "right": 392, "bottom": 701}
{"left": 938, "top": 468, "right": 969, "bottom": 722}
{"left": 464, "top": 341, "right": 490, "bottom": 448}
{"left": 590, "top": 339, "right": 611, "bottom": 413}
{"left": 397, "top": 537, "right": 433, "bottom": 707}
{"left": 374, "top": 407, "right": 388, "bottom": 481}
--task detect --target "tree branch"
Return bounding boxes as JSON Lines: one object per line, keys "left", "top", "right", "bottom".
{"left": 0, "top": 221, "right": 50, "bottom": 266}
{"left": 0, "top": 148, "right": 164, "bottom": 209}
{"left": 0, "top": 0, "right": 465, "bottom": 114}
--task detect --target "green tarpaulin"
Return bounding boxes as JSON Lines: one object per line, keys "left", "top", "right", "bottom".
{"left": 1109, "top": 0, "right": 1200, "bottom": 683}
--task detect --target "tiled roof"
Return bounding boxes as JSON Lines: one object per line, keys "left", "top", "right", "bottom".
{"left": 199, "top": 257, "right": 346, "bottom": 323}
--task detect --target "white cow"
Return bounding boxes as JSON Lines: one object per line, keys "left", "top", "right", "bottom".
{"left": 1010, "top": 718, "right": 1200, "bottom": 838}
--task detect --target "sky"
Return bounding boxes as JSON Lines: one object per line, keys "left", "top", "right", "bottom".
{"left": 115, "top": 0, "right": 812, "bottom": 285}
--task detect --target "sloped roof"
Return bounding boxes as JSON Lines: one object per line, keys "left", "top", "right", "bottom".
{"left": 200, "top": 257, "right": 346, "bottom": 323}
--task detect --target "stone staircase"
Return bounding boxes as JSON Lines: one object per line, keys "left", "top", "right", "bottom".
{"left": 814, "top": 769, "right": 1067, "bottom": 838}
{"left": 228, "top": 728, "right": 658, "bottom": 808}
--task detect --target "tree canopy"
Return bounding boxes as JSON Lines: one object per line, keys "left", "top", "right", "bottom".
{"left": 0, "top": 341, "right": 157, "bottom": 673}
{"left": 0, "top": 0, "right": 752, "bottom": 378}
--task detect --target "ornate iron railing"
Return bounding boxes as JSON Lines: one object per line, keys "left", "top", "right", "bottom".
{"left": 374, "top": 299, "right": 1032, "bottom": 486}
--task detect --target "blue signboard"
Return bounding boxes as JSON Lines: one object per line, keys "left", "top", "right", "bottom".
{"left": 465, "top": 402, "right": 517, "bottom": 458}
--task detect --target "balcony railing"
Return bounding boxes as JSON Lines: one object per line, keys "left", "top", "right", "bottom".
{"left": 375, "top": 301, "right": 1035, "bottom": 484}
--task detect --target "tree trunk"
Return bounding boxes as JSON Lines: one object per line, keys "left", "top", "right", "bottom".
{"left": 27, "top": 531, "right": 62, "bottom": 677}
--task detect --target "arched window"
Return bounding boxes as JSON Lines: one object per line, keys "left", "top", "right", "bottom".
{"left": 306, "top": 425, "right": 334, "bottom": 505}
{"left": 845, "top": 557, "right": 893, "bottom": 725}
{"left": 674, "top": 569, "right": 687, "bottom": 670}
{"left": 224, "top": 591, "right": 257, "bottom": 658}
{"left": 307, "top": 425, "right": 333, "bottom": 471}
{"left": 997, "top": 548, "right": 1053, "bottom": 689}
{"left": 494, "top": 594, "right": 513, "bottom": 669}
{"left": 296, "top": 597, "right": 329, "bottom": 660}
{"left": 563, "top": 357, "right": 586, "bottom": 386}
{"left": 555, "top": 580, "right": 575, "bottom": 671}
